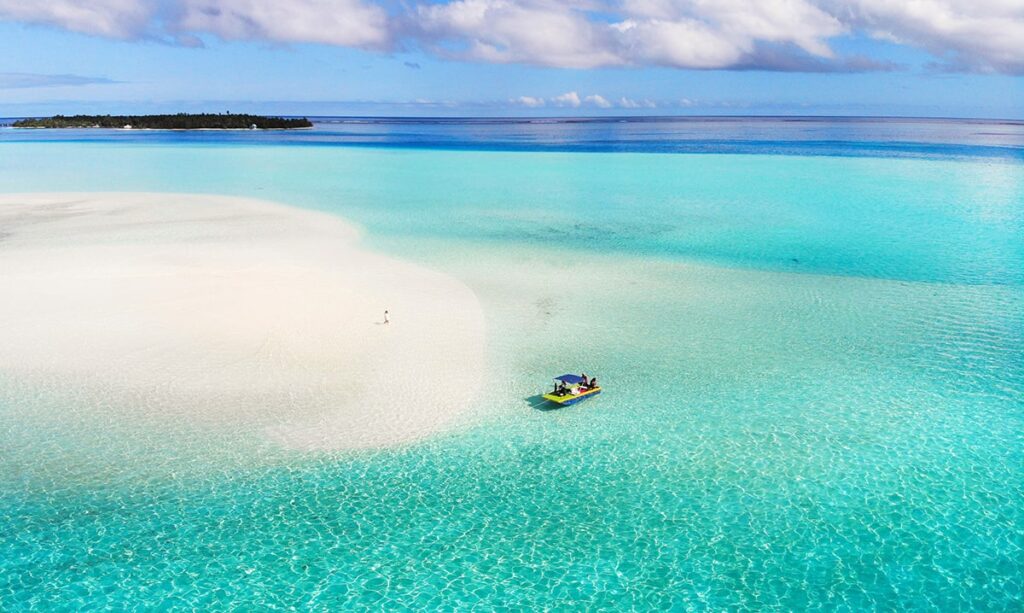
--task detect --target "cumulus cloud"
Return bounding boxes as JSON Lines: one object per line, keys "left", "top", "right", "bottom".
{"left": 0, "top": 0, "right": 1021, "bottom": 73}
{"left": 584, "top": 94, "right": 612, "bottom": 108}
{"left": 835, "top": 0, "right": 1024, "bottom": 73}
{"left": 177, "top": 0, "right": 390, "bottom": 48}
{"left": 516, "top": 93, "right": 659, "bottom": 109}
{"left": 612, "top": 0, "right": 844, "bottom": 69}
{"left": 0, "top": 0, "right": 153, "bottom": 39}
{"left": 514, "top": 95, "right": 546, "bottom": 107}
{"left": 415, "top": 0, "right": 622, "bottom": 68}
{"left": 552, "top": 91, "right": 582, "bottom": 107}
{"left": 0, "top": 0, "right": 390, "bottom": 48}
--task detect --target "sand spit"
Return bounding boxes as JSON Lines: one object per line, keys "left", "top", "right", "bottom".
{"left": 0, "top": 193, "right": 485, "bottom": 451}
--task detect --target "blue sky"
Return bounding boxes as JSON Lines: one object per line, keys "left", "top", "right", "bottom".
{"left": 1, "top": 0, "right": 1022, "bottom": 118}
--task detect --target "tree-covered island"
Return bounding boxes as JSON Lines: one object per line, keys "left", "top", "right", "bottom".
{"left": 13, "top": 113, "right": 313, "bottom": 129}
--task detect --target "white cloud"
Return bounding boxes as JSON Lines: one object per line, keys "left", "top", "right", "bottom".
{"left": 514, "top": 95, "right": 546, "bottom": 107}
{"left": 613, "top": 0, "right": 844, "bottom": 69}
{"left": 177, "top": 0, "right": 390, "bottom": 48}
{"left": 552, "top": 91, "right": 582, "bottom": 107}
{"left": 415, "top": 0, "right": 621, "bottom": 68}
{"left": 413, "top": 0, "right": 850, "bottom": 70}
{"left": 0, "top": 0, "right": 153, "bottom": 39}
{"left": 415, "top": 0, "right": 1024, "bottom": 73}
{"left": 0, "top": 0, "right": 390, "bottom": 48}
{"left": 516, "top": 93, "right": 656, "bottom": 110}
{"left": 0, "top": 0, "right": 1021, "bottom": 73}
{"left": 619, "top": 97, "right": 656, "bottom": 108}
{"left": 584, "top": 94, "right": 612, "bottom": 108}
{"left": 836, "top": 0, "right": 1024, "bottom": 73}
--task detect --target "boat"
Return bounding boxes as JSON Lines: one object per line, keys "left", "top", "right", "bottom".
{"left": 542, "top": 374, "right": 602, "bottom": 406}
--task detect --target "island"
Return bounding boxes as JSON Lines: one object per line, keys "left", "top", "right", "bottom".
{"left": 12, "top": 113, "right": 313, "bottom": 130}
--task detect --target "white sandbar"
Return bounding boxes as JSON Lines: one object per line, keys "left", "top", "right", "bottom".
{"left": 0, "top": 193, "right": 485, "bottom": 450}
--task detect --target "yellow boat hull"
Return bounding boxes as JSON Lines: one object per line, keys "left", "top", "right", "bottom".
{"left": 542, "top": 387, "right": 602, "bottom": 406}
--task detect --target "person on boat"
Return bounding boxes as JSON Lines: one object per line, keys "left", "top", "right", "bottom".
{"left": 589, "top": 377, "right": 598, "bottom": 388}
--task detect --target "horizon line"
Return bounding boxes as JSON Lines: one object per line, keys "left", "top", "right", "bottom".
{"left": 3, "top": 113, "right": 1024, "bottom": 124}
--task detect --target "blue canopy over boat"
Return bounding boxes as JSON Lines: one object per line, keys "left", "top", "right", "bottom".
{"left": 555, "top": 374, "right": 585, "bottom": 384}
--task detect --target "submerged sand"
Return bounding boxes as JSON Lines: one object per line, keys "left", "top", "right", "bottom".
{"left": 0, "top": 193, "right": 486, "bottom": 451}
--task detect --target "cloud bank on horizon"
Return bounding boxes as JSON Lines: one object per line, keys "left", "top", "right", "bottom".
{"left": 0, "top": 72, "right": 119, "bottom": 88}
{"left": 0, "top": 0, "right": 1022, "bottom": 74}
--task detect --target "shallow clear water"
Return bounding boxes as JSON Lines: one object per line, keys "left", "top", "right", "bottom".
{"left": 1, "top": 119, "right": 1023, "bottom": 609}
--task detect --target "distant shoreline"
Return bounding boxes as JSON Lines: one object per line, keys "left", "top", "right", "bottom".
{"left": 12, "top": 113, "right": 312, "bottom": 130}
{"left": 10, "top": 126, "right": 314, "bottom": 131}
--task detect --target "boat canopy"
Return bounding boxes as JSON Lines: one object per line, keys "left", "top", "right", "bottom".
{"left": 555, "top": 374, "right": 585, "bottom": 384}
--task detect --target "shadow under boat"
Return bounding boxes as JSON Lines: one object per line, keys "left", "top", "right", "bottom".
{"left": 525, "top": 394, "right": 558, "bottom": 411}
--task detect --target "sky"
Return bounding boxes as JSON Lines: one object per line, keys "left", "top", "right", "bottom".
{"left": 1, "top": 0, "right": 1022, "bottom": 118}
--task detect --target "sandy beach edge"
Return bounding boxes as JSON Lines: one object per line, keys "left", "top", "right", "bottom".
{"left": 0, "top": 192, "right": 487, "bottom": 451}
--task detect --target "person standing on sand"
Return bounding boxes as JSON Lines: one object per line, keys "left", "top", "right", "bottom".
{"left": 384, "top": 310, "right": 389, "bottom": 324}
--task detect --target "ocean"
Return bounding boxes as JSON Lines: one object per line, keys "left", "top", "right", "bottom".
{"left": 1, "top": 117, "right": 1022, "bottom": 609}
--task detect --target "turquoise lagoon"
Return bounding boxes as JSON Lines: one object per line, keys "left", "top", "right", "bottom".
{"left": 1, "top": 120, "right": 1023, "bottom": 609}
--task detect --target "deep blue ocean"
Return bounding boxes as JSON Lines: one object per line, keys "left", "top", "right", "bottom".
{"left": 4, "top": 115, "right": 1024, "bottom": 160}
